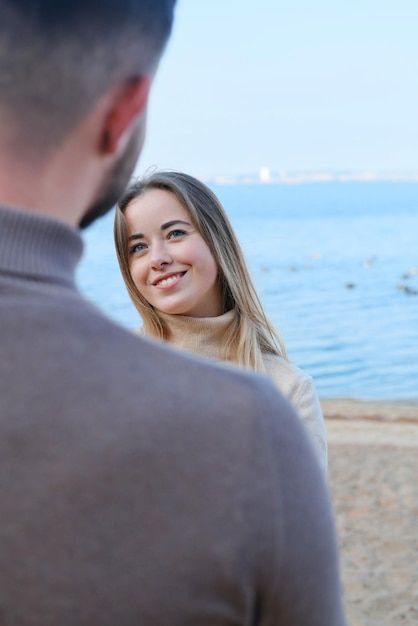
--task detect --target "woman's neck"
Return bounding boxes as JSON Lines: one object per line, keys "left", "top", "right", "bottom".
{"left": 157, "top": 310, "right": 236, "bottom": 362}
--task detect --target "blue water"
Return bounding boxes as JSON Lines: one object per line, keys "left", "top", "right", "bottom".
{"left": 77, "top": 181, "right": 418, "bottom": 401}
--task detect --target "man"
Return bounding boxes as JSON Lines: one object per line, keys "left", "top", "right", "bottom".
{"left": 0, "top": 1, "right": 346, "bottom": 624}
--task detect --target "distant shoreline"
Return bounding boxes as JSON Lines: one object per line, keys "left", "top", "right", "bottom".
{"left": 208, "top": 172, "right": 418, "bottom": 185}
{"left": 321, "top": 397, "right": 418, "bottom": 423}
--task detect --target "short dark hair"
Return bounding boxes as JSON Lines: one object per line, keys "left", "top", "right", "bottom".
{"left": 0, "top": 0, "right": 176, "bottom": 149}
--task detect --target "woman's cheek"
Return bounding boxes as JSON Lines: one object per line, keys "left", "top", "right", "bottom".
{"left": 130, "top": 263, "right": 142, "bottom": 290}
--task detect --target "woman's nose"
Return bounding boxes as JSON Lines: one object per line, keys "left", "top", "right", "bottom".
{"left": 150, "top": 243, "right": 172, "bottom": 269}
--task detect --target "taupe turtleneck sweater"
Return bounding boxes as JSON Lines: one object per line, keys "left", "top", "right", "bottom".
{"left": 150, "top": 310, "right": 328, "bottom": 474}
{"left": 0, "top": 204, "right": 345, "bottom": 624}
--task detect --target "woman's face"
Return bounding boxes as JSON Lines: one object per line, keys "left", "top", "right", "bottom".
{"left": 124, "top": 188, "right": 223, "bottom": 317}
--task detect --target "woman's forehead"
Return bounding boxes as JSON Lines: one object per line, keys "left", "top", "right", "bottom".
{"left": 125, "top": 188, "right": 193, "bottom": 231}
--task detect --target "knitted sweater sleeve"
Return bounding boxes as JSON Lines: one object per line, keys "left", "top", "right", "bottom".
{"left": 292, "top": 375, "right": 328, "bottom": 474}
{"left": 263, "top": 356, "right": 328, "bottom": 474}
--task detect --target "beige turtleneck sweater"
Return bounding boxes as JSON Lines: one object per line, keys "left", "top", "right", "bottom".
{"left": 140, "top": 310, "right": 328, "bottom": 474}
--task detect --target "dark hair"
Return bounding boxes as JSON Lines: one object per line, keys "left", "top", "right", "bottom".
{"left": 0, "top": 0, "right": 176, "bottom": 149}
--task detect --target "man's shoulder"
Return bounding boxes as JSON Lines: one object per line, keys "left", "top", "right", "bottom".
{"left": 99, "top": 317, "right": 303, "bottom": 445}
{"left": 121, "top": 326, "right": 287, "bottom": 415}
{"left": 4, "top": 286, "right": 305, "bottom": 455}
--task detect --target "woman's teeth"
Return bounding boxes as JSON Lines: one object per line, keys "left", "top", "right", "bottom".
{"left": 156, "top": 273, "right": 183, "bottom": 286}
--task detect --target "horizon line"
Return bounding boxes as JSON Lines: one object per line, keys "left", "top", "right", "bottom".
{"left": 204, "top": 170, "right": 418, "bottom": 185}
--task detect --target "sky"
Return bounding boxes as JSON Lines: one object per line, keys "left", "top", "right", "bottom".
{"left": 135, "top": 0, "right": 418, "bottom": 180}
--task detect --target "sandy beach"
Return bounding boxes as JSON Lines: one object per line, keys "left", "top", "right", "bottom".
{"left": 322, "top": 398, "right": 418, "bottom": 625}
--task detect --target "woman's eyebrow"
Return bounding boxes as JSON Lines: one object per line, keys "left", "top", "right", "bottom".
{"left": 161, "top": 219, "right": 191, "bottom": 231}
{"left": 128, "top": 232, "right": 144, "bottom": 242}
{"left": 127, "top": 220, "right": 192, "bottom": 242}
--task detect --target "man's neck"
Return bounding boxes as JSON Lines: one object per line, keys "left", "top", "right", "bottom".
{"left": 0, "top": 146, "right": 104, "bottom": 229}
{"left": 0, "top": 100, "right": 112, "bottom": 229}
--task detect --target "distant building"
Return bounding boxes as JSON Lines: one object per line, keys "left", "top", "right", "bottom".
{"left": 259, "top": 166, "right": 271, "bottom": 183}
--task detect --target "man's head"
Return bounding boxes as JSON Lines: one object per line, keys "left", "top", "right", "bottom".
{"left": 0, "top": 0, "right": 175, "bottom": 151}
{"left": 0, "top": 0, "right": 176, "bottom": 227}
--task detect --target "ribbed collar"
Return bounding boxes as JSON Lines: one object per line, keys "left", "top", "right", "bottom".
{"left": 0, "top": 205, "right": 83, "bottom": 288}
{"left": 158, "top": 309, "right": 236, "bottom": 361}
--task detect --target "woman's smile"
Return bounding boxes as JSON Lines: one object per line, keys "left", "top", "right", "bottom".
{"left": 152, "top": 271, "right": 186, "bottom": 289}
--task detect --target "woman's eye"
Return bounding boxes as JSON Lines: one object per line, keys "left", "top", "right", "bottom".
{"left": 129, "top": 242, "right": 147, "bottom": 255}
{"left": 168, "top": 229, "right": 186, "bottom": 239}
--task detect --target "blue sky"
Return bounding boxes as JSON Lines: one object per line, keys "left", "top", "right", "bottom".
{"left": 136, "top": 0, "right": 418, "bottom": 179}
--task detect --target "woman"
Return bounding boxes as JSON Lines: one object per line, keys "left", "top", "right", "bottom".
{"left": 114, "top": 170, "right": 327, "bottom": 473}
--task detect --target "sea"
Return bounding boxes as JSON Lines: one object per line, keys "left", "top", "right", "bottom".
{"left": 77, "top": 181, "right": 418, "bottom": 401}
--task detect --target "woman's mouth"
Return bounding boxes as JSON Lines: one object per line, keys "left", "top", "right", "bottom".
{"left": 153, "top": 272, "right": 186, "bottom": 288}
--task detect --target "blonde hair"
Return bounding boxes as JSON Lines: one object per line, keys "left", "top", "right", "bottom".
{"left": 114, "top": 170, "right": 287, "bottom": 373}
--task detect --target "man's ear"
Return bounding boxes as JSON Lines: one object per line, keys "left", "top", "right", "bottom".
{"left": 100, "top": 75, "right": 152, "bottom": 155}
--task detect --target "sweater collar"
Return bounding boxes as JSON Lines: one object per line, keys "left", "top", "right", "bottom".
{"left": 0, "top": 205, "right": 83, "bottom": 287}
{"left": 158, "top": 309, "right": 236, "bottom": 361}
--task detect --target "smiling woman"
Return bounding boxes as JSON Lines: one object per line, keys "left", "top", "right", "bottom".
{"left": 124, "top": 188, "right": 222, "bottom": 317}
{"left": 114, "top": 170, "right": 328, "bottom": 473}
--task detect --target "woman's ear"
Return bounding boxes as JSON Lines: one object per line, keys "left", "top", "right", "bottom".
{"left": 100, "top": 75, "right": 152, "bottom": 155}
